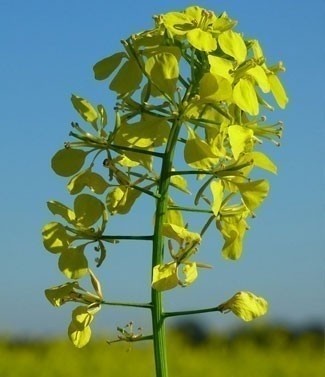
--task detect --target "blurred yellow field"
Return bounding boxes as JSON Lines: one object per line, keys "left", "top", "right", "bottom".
{"left": 0, "top": 326, "right": 323, "bottom": 377}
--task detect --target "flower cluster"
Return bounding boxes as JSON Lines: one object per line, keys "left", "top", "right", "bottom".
{"left": 44, "top": 5, "right": 288, "bottom": 347}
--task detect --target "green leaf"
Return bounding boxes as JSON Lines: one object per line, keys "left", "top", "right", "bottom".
{"left": 233, "top": 78, "right": 259, "bottom": 116}
{"left": 250, "top": 151, "right": 277, "bottom": 174}
{"left": 71, "top": 306, "right": 94, "bottom": 330}
{"left": 199, "top": 73, "right": 232, "bottom": 102}
{"left": 74, "top": 194, "right": 105, "bottom": 228}
{"left": 218, "top": 30, "right": 247, "bottom": 63}
{"left": 210, "top": 180, "right": 224, "bottom": 216}
{"left": 236, "top": 179, "right": 270, "bottom": 210}
{"left": 145, "top": 52, "right": 179, "bottom": 97}
{"left": 187, "top": 28, "right": 217, "bottom": 52}
{"left": 45, "top": 282, "right": 80, "bottom": 307}
{"left": 47, "top": 201, "right": 75, "bottom": 223}
{"left": 93, "top": 52, "right": 126, "bottom": 80}
{"left": 110, "top": 58, "right": 142, "bottom": 94}
{"left": 51, "top": 148, "right": 87, "bottom": 177}
{"left": 217, "top": 291, "right": 268, "bottom": 321}
{"left": 58, "top": 245, "right": 88, "bottom": 279}
{"left": 184, "top": 127, "right": 219, "bottom": 169}
{"left": 71, "top": 94, "right": 98, "bottom": 124}
{"left": 68, "top": 322, "right": 92, "bottom": 348}
{"left": 42, "top": 222, "right": 73, "bottom": 254}
{"left": 67, "top": 170, "right": 109, "bottom": 195}
{"left": 228, "top": 125, "right": 254, "bottom": 160}
{"left": 268, "top": 74, "right": 288, "bottom": 108}
{"left": 152, "top": 262, "right": 178, "bottom": 291}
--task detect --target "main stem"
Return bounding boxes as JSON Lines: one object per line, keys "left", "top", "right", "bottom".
{"left": 151, "top": 118, "right": 182, "bottom": 377}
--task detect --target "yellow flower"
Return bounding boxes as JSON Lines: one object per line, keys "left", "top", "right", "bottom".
{"left": 162, "top": 6, "right": 235, "bottom": 52}
{"left": 217, "top": 291, "right": 268, "bottom": 321}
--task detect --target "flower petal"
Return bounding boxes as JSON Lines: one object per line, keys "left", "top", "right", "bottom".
{"left": 269, "top": 74, "right": 288, "bottom": 109}
{"left": 233, "top": 78, "right": 259, "bottom": 116}
{"left": 68, "top": 322, "right": 92, "bottom": 348}
{"left": 187, "top": 28, "right": 217, "bottom": 52}
{"left": 228, "top": 125, "right": 254, "bottom": 160}
{"left": 152, "top": 262, "right": 178, "bottom": 291}
{"left": 218, "top": 30, "right": 247, "bottom": 63}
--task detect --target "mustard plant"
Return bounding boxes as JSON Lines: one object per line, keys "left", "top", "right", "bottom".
{"left": 43, "top": 5, "right": 288, "bottom": 376}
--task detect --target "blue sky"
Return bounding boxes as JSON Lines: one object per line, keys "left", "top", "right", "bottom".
{"left": 0, "top": 0, "right": 324, "bottom": 338}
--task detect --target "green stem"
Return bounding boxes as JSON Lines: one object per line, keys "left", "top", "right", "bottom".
{"left": 100, "top": 235, "right": 154, "bottom": 241}
{"left": 101, "top": 300, "right": 152, "bottom": 309}
{"left": 167, "top": 205, "right": 213, "bottom": 214}
{"left": 151, "top": 118, "right": 182, "bottom": 377}
{"left": 169, "top": 169, "right": 216, "bottom": 176}
{"left": 107, "top": 334, "right": 154, "bottom": 345}
{"left": 163, "top": 306, "right": 221, "bottom": 318}
{"left": 108, "top": 143, "right": 165, "bottom": 158}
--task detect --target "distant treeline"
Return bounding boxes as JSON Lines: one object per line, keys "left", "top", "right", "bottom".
{"left": 171, "top": 320, "right": 324, "bottom": 349}
{"left": 1, "top": 321, "right": 323, "bottom": 350}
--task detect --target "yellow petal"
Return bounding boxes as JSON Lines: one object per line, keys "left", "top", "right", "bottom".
{"left": 208, "top": 55, "right": 234, "bottom": 83}
{"left": 218, "top": 30, "right": 247, "bottom": 63}
{"left": 114, "top": 116, "right": 170, "bottom": 149}
{"left": 71, "top": 306, "right": 94, "bottom": 330}
{"left": 228, "top": 125, "right": 254, "bottom": 160}
{"left": 233, "top": 78, "right": 259, "bottom": 116}
{"left": 42, "top": 222, "right": 73, "bottom": 254}
{"left": 110, "top": 58, "right": 142, "bottom": 94}
{"left": 145, "top": 52, "right": 179, "bottom": 97}
{"left": 51, "top": 148, "right": 87, "bottom": 177}
{"left": 235, "top": 179, "right": 269, "bottom": 211}
{"left": 187, "top": 28, "right": 217, "bottom": 52}
{"left": 246, "top": 66, "right": 270, "bottom": 93}
{"left": 210, "top": 180, "right": 224, "bottom": 216}
{"left": 199, "top": 72, "right": 232, "bottom": 102}
{"left": 268, "top": 74, "right": 288, "bottom": 109}
{"left": 162, "top": 12, "right": 192, "bottom": 36}
{"left": 68, "top": 322, "right": 92, "bottom": 348}
{"left": 152, "top": 262, "right": 178, "bottom": 291}
{"left": 180, "top": 262, "right": 198, "bottom": 287}
{"left": 249, "top": 151, "right": 277, "bottom": 174}
{"left": 170, "top": 174, "right": 191, "bottom": 194}
{"left": 162, "top": 223, "right": 201, "bottom": 245}
{"left": 106, "top": 186, "right": 141, "bottom": 215}
{"left": 71, "top": 94, "right": 98, "bottom": 124}
{"left": 58, "top": 245, "right": 88, "bottom": 280}
{"left": 165, "top": 198, "right": 184, "bottom": 227}
{"left": 217, "top": 216, "right": 247, "bottom": 260}
{"left": 184, "top": 127, "right": 219, "bottom": 170}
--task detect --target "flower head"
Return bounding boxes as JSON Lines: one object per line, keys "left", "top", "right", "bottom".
{"left": 217, "top": 291, "right": 268, "bottom": 321}
{"left": 161, "top": 6, "right": 236, "bottom": 52}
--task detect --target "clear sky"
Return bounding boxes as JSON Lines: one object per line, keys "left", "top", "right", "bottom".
{"left": 0, "top": 0, "right": 324, "bottom": 338}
